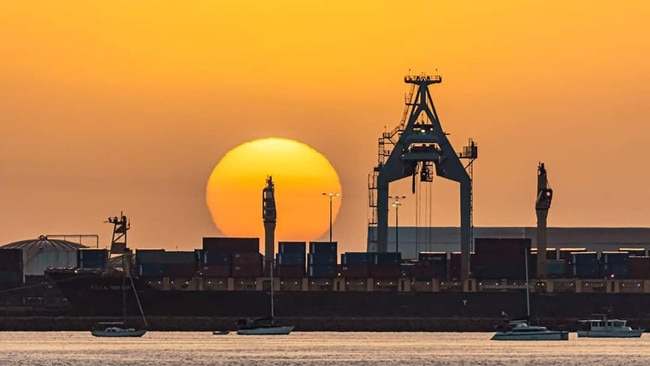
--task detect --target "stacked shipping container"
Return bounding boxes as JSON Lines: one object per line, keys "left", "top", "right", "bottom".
{"left": 276, "top": 241, "right": 306, "bottom": 278}
{"left": 308, "top": 242, "right": 337, "bottom": 278}
{"left": 473, "top": 238, "right": 530, "bottom": 280}
{"left": 202, "top": 237, "right": 261, "bottom": 278}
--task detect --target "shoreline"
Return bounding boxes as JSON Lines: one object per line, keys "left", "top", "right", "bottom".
{"left": 0, "top": 316, "right": 630, "bottom": 332}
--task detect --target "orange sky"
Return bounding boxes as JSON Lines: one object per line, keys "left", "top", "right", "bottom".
{"left": 1, "top": 1, "right": 649, "bottom": 252}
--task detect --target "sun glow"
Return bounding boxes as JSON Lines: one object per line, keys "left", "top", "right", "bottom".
{"left": 206, "top": 138, "right": 342, "bottom": 242}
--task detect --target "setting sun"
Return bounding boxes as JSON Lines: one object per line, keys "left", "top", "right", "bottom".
{"left": 206, "top": 138, "right": 342, "bottom": 243}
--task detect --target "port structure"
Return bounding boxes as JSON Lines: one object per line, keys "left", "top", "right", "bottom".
{"left": 263, "top": 176, "right": 277, "bottom": 276}
{"left": 368, "top": 73, "right": 477, "bottom": 280}
{"left": 535, "top": 163, "right": 553, "bottom": 279}
{"left": 108, "top": 213, "right": 129, "bottom": 255}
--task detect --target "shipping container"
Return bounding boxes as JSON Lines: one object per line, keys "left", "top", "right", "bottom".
{"left": 572, "top": 252, "right": 599, "bottom": 278}
{"left": 369, "top": 266, "right": 401, "bottom": 279}
{"left": 341, "top": 252, "right": 371, "bottom": 266}
{"left": 0, "top": 270, "right": 22, "bottom": 289}
{"left": 195, "top": 250, "right": 231, "bottom": 265}
{"left": 372, "top": 252, "right": 401, "bottom": 266}
{"left": 413, "top": 261, "right": 447, "bottom": 280}
{"left": 547, "top": 259, "right": 567, "bottom": 278}
{"left": 276, "top": 252, "right": 305, "bottom": 266}
{"left": 232, "top": 263, "right": 263, "bottom": 278}
{"left": 161, "top": 251, "right": 196, "bottom": 264}
{"left": 139, "top": 263, "right": 166, "bottom": 277}
{"left": 309, "top": 241, "right": 337, "bottom": 255}
{"left": 0, "top": 249, "right": 23, "bottom": 271}
{"left": 202, "top": 237, "right": 259, "bottom": 253}
{"left": 278, "top": 242, "right": 306, "bottom": 255}
{"left": 400, "top": 262, "right": 415, "bottom": 277}
{"left": 165, "top": 263, "right": 197, "bottom": 277}
{"left": 308, "top": 264, "right": 337, "bottom": 278}
{"left": 232, "top": 252, "right": 263, "bottom": 265}
{"left": 276, "top": 265, "right": 305, "bottom": 278}
{"left": 308, "top": 252, "right": 337, "bottom": 265}
{"left": 341, "top": 264, "right": 370, "bottom": 279}
{"left": 77, "top": 249, "right": 108, "bottom": 269}
{"left": 197, "top": 264, "right": 231, "bottom": 277}
{"left": 628, "top": 256, "right": 650, "bottom": 279}
{"left": 418, "top": 252, "right": 447, "bottom": 263}
{"left": 135, "top": 249, "right": 166, "bottom": 265}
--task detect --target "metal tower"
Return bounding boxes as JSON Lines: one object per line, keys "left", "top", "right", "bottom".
{"left": 368, "top": 73, "right": 477, "bottom": 280}
{"left": 108, "top": 213, "right": 129, "bottom": 255}
{"left": 263, "top": 176, "right": 277, "bottom": 275}
{"left": 535, "top": 163, "right": 553, "bottom": 279}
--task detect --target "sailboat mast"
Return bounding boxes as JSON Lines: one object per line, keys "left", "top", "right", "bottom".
{"left": 263, "top": 176, "right": 277, "bottom": 320}
{"left": 524, "top": 247, "right": 530, "bottom": 318}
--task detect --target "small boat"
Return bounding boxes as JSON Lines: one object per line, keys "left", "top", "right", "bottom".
{"left": 91, "top": 214, "right": 148, "bottom": 338}
{"left": 491, "top": 319, "right": 569, "bottom": 341}
{"left": 491, "top": 247, "right": 568, "bottom": 341}
{"left": 577, "top": 314, "right": 643, "bottom": 338}
{"left": 91, "top": 322, "right": 147, "bottom": 337}
{"left": 212, "top": 330, "right": 231, "bottom": 335}
{"left": 235, "top": 177, "right": 294, "bottom": 336}
{"left": 236, "top": 317, "right": 294, "bottom": 335}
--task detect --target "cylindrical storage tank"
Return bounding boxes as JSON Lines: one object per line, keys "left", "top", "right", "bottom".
{"left": 1, "top": 235, "right": 86, "bottom": 277}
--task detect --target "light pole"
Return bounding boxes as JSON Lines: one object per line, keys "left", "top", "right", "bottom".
{"left": 321, "top": 192, "right": 340, "bottom": 242}
{"left": 389, "top": 195, "right": 406, "bottom": 254}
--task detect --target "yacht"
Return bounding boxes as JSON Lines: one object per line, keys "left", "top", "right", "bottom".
{"left": 577, "top": 315, "right": 643, "bottom": 338}
{"left": 491, "top": 320, "right": 569, "bottom": 340}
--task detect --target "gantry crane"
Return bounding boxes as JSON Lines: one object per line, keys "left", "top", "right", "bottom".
{"left": 535, "top": 163, "right": 553, "bottom": 279}
{"left": 368, "top": 74, "right": 477, "bottom": 280}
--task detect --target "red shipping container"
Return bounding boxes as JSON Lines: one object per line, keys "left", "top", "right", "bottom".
{"left": 202, "top": 237, "right": 259, "bottom": 253}
{"left": 369, "top": 266, "right": 400, "bottom": 279}
{"left": 342, "top": 265, "right": 370, "bottom": 279}
{"left": 232, "top": 263, "right": 263, "bottom": 278}
{"left": 232, "top": 252, "right": 263, "bottom": 265}
{"left": 166, "top": 263, "right": 197, "bottom": 277}
{"left": 0, "top": 249, "right": 23, "bottom": 271}
{"left": 276, "top": 265, "right": 305, "bottom": 278}
{"left": 628, "top": 256, "right": 650, "bottom": 279}
{"left": 198, "top": 265, "right": 231, "bottom": 277}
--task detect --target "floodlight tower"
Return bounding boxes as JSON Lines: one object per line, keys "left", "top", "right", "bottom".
{"left": 368, "top": 73, "right": 477, "bottom": 280}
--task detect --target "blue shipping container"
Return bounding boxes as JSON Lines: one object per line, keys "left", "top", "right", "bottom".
{"left": 277, "top": 252, "right": 306, "bottom": 266}
{"left": 309, "top": 253, "right": 337, "bottom": 265}
{"left": 139, "top": 263, "right": 166, "bottom": 277}
{"left": 309, "top": 242, "right": 337, "bottom": 255}
{"left": 308, "top": 264, "right": 337, "bottom": 278}
{"left": 373, "top": 252, "right": 401, "bottom": 266}
{"left": 341, "top": 252, "right": 371, "bottom": 266}
{"left": 602, "top": 252, "right": 629, "bottom": 265}
{"left": 196, "top": 250, "right": 231, "bottom": 265}
{"left": 77, "top": 249, "right": 108, "bottom": 269}
{"left": 279, "top": 242, "right": 306, "bottom": 254}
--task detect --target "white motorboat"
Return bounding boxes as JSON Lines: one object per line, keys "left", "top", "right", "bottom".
{"left": 491, "top": 320, "right": 569, "bottom": 340}
{"left": 577, "top": 315, "right": 643, "bottom": 338}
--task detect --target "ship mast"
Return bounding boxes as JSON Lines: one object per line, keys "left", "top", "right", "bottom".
{"left": 535, "top": 163, "right": 553, "bottom": 279}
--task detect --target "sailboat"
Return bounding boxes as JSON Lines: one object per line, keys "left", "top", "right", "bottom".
{"left": 236, "top": 176, "right": 294, "bottom": 336}
{"left": 91, "top": 214, "right": 148, "bottom": 337}
{"left": 491, "top": 248, "right": 568, "bottom": 341}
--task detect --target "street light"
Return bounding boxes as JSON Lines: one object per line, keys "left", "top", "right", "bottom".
{"left": 389, "top": 195, "right": 406, "bottom": 254}
{"left": 321, "top": 192, "right": 340, "bottom": 242}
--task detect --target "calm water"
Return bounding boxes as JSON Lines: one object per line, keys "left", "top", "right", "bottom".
{"left": 1, "top": 331, "right": 649, "bottom": 365}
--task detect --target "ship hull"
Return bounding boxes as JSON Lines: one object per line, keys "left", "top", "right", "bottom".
{"left": 46, "top": 271, "right": 650, "bottom": 322}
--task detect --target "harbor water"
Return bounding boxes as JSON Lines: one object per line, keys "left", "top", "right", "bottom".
{"left": 2, "top": 331, "right": 650, "bottom": 365}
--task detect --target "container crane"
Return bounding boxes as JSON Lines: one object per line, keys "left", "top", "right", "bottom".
{"left": 368, "top": 74, "right": 477, "bottom": 281}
